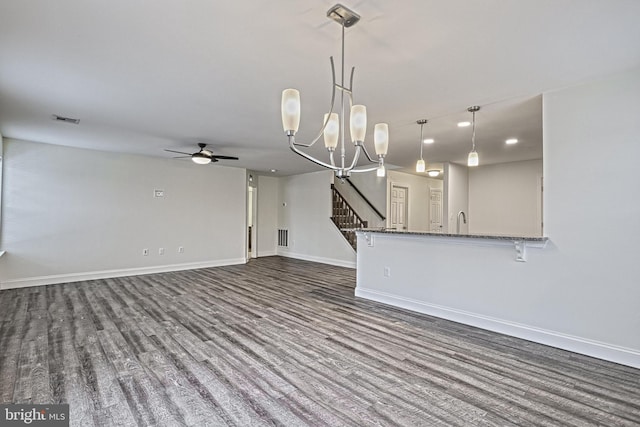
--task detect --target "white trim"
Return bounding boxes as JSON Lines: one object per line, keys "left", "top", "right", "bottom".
{"left": 256, "top": 250, "right": 278, "bottom": 257}
{"left": 355, "top": 287, "right": 640, "bottom": 369}
{"left": 359, "top": 230, "right": 548, "bottom": 249}
{"left": 277, "top": 249, "right": 356, "bottom": 269}
{"left": 0, "top": 258, "right": 247, "bottom": 290}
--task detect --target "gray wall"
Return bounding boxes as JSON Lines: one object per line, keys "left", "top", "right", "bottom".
{"left": 0, "top": 139, "right": 247, "bottom": 288}
{"left": 277, "top": 171, "right": 356, "bottom": 268}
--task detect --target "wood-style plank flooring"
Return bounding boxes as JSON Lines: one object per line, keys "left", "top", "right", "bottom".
{"left": 1, "top": 256, "right": 639, "bottom": 426}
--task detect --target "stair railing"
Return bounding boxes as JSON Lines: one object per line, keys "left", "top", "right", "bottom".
{"left": 331, "top": 184, "right": 368, "bottom": 250}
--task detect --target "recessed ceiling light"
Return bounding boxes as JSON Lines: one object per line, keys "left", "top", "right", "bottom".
{"left": 505, "top": 138, "right": 518, "bottom": 145}
{"left": 270, "top": 169, "right": 278, "bottom": 173}
{"left": 457, "top": 121, "right": 471, "bottom": 128}
{"left": 423, "top": 138, "right": 434, "bottom": 144}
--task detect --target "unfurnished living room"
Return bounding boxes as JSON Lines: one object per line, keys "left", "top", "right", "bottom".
{"left": 1, "top": 1, "right": 639, "bottom": 426}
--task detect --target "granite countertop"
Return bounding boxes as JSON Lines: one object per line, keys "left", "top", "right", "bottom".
{"left": 354, "top": 228, "right": 548, "bottom": 242}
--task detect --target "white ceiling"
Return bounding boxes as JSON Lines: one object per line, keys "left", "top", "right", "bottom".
{"left": 1, "top": 1, "right": 639, "bottom": 176}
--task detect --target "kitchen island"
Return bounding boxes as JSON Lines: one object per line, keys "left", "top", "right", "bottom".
{"left": 353, "top": 229, "right": 638, "bottom": 368}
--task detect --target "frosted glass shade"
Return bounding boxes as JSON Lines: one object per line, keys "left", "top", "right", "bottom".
{"left": 323, "top": 113, "right": 339, "bottom": 149}
{"left": 350, "top": 105, "right": 367, "bottom": 142}
{"left": 416, "top": 159, "right": 426, "bottom": 173}
{"left": 376, "top": 165, "right": 386, "bottom": 177}
{"left": 192, "top": 154, "right": 211, "bottom": 165}
{"left": 281, "top": 89, "right": 301, "bottom": 133}
{"left": 467, "top": 150, "right": 479, "bottom": 167}
{"left": 427, "top": 170, "right": 440, "bottom": 177}
{"left": 374, "top": 123, "right": 389, "bottom": 155}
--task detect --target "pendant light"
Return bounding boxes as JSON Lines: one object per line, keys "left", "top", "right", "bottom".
{"left": 415, "top": 119, "right": 427, "bottom": 173}
{"left": 467, "top": 106, "right": 480, "bottom": 167}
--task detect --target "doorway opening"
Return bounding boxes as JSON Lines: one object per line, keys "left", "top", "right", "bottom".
{"left": 247, "top": 185, "right": 258, "bottom": 259}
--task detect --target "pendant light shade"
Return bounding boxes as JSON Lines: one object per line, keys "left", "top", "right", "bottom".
{"left": 467, "top": 151, "right": 479, "bottom": 167}
{"left": 323, "top": 113, "right": 339, "bottom": 149}
{"left": 281, "top": 89, "right": 301, "bottom": 133}
{"left": 467, "top": 106, "right": 481, "bottom": 167}
{"left": 350, "top": 105, "right": 367, "bottom": 142}
{"left": 374, "top": 123, "right": 389, "bottom": 155}
{"left": 416, "top": 159, "right": 426, "bottom": 173}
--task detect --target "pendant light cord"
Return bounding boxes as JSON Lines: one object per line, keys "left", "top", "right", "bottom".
{"left": 419, "top": 122, "right": 424, "bottom": 160}
{"left": 471, "top": 111, "right": 477, "bottom": 151}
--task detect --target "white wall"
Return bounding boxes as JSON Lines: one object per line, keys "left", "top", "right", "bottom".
{"left": 356, "top": 68, "right": 640, "bottom": 368}
{"left": 443, "top": 162, "right": 469, "bottom": 233}
{"left": 256, "top": 175, "right": 278, "bottom": 256}
{"left": 0, "top": 139, "right": 247, "bottom": 288}
{"left": 469, "top": 159, "right": 543, "bottom": 236}
{"left": 0, "top": 134, "right": 3, "bottom": 242}
{"left": 277, "top": 170, "right": 356, "bottom": 268}
{"left": 387, "top": 170, "right": 443, "bottom": 232}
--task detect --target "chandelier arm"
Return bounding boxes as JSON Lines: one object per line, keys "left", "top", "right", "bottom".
{"left": 350, "top": 165, "right": 380, "bottom": 173}
{"left": 359, "top": 145, "right": 379, "bottom": 163}
{"left": 291, "top": 56, "right": 339, "bottom": 149}
{"left": 329, "top": 151, "right": 336, "bottom": 167}
{"left": 349, "top": 66, "right": 355, "bottom": 92}
{"left": 288, "top": 135, "right": 339, "bottom": 170}
{"left": 346, "top": 145, "right": 362, "bottom": 170}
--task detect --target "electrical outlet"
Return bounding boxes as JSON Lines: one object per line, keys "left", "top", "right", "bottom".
{"left": 384, "top": 267, "right": 391, "bottom": 277}
{"left": 159, "top": 248, "right": 165, "bottom": 255}
{"left": 178, "top": 246, "right": 184, "bottom": 253}
{"left": 142, "top": 248, "right": 149, "bottom": 256}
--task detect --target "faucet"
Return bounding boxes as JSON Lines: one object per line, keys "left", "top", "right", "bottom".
{"left": 456, "top": 211, "right": 467, "bottom": 234}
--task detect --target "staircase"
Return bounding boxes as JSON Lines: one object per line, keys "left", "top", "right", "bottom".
{"left": 331, "top": 184, "right": 368, "bottom": 250}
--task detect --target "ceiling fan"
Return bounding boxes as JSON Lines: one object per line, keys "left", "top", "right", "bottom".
{"left": 164, "top": 143, "right": 239, "bottom": 165}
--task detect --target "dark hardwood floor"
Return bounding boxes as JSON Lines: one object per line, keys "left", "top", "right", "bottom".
{"left": 1, "top": 256, "right": 639, "bottom": 426}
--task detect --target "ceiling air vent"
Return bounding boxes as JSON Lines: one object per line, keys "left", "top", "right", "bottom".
{"left": 51, "top": 114, "right": 80, "bottom": 125}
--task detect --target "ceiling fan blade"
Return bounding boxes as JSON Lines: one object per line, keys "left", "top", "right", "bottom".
{"left": 211, "top": 155, "right": 239, "bottom": 160}
{"left": 172, "top": 156, "right": 191, "bottom": 159}
{"left": 164, "top": 149, "right": 193, "bottom": 155}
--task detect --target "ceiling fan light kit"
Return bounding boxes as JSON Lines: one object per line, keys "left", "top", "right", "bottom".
{"left": 280, "top": 3, "right": 388, "bottom": 180}
{"left": 164, "top": 143, "right": 239, "bottom": 165}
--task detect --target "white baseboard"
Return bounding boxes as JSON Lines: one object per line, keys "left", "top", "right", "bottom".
{"left": 355, "top": 287, "right": 640, "bottom": 369}
{"left": 277, "top": 249, "right": 356, "bottom": 269}
{"left": 257, "top": 250, "right": 278, "bottom": 257}
{"left": 0, "top": 258, "right": 247, "bottom": 290}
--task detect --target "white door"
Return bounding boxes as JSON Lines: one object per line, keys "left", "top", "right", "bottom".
{"left": 390, "top": 185, "right": 408, "bottom": 230}
{"left": 429, "top": 188, "right": 443, "bottom": 232}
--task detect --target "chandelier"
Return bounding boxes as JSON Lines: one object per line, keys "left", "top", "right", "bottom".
{"left": 280, "top": 4, "right": 389, "bottom": 179}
